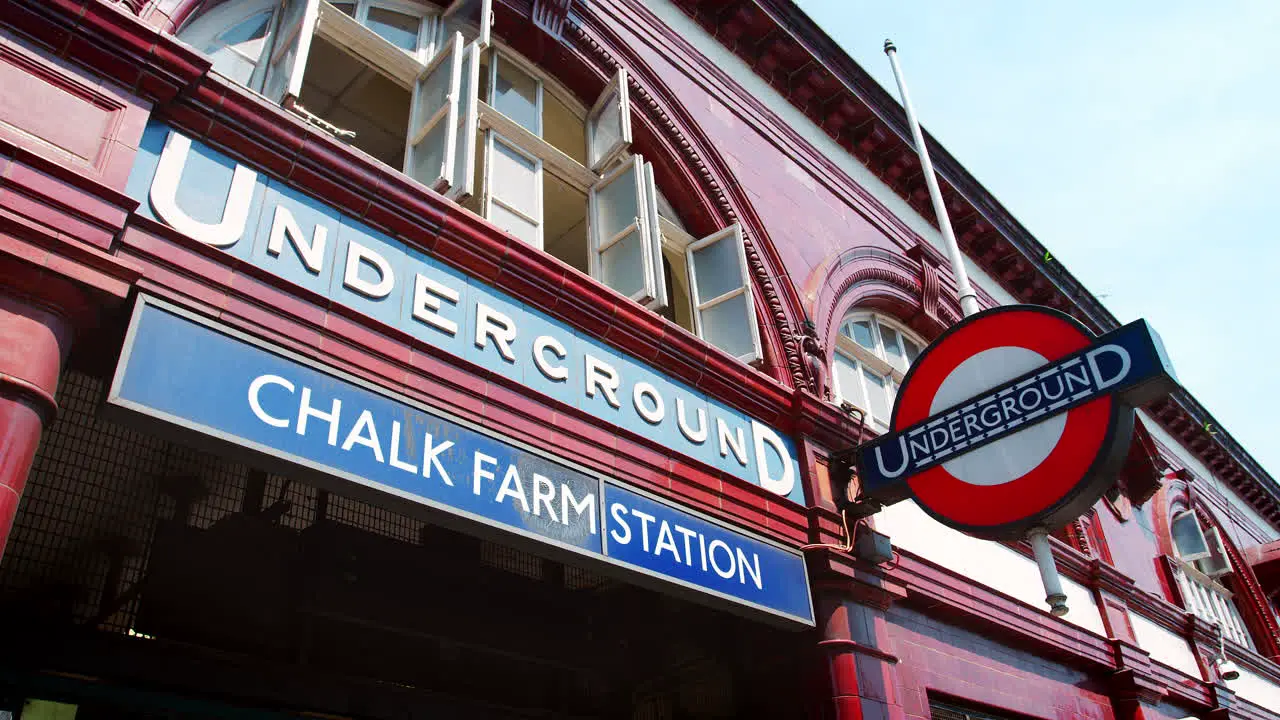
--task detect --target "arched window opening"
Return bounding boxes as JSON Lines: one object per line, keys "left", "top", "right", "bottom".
{"left": 179, "top": 0, "right": 763, "bottom": 363}
{"left": 830, "top": 312, "right": 924, "bottom": 430}
{"left": 1168, "top": 506, "right": 1257, "bottom": 651}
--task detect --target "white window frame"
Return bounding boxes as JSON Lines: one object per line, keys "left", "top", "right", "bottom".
{"left": 641, "top": 162, "right": 667, "bottom": 311}
{"left": 178, "top": 0, "right": 282, "bottom": 90}
{"left": 832, "top": 313, "right": 924, "bottom": 428}
{"left": 442, "top": 0, "right": 493, "bottom": 50}
{"left": 405, "top": 31, "right": 465, "bottom": 191}
{"left": 684, "top": 224, "right": 762, "bottom": 364}
{"left": 586, "top": 68, "right": 632, "bottom": 173}
{"left": 488, "top": 48, "right": 545, "bottom": 138}
{"left": 588, "top": 156, "right": 659, "bottom": 305}
{"left": 1171, "top": 559, "right": 1256, "bottom": 650}
{"left": 447, "top": 40, "right": 482, "bottom": 201}
{"left": 482, "top": 130, "right": 544, "bottom": 249}
{"left": 344, "top": 0, "right": 440, "bottom": 62}
{"left": 1171, "top": 509, "right": 1212, "bottom": 561}
{"left": 310, "top": 1, "right": 428, "bottom": 89}
{"left": 261, "top": 0, "right": 321, "bottom": 102}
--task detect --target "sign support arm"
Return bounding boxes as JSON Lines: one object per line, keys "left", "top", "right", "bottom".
{"left": 1029, "top": 529, "right": 1069, "bottom": 616}
{"left": 885, "top": 40, "right": 1069, "bottom": 617}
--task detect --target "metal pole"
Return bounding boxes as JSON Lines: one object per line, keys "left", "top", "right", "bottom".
{"left": 1029, "top": 530, "right": 1069, "bottom": 616}
{"left": 885, "top": 39, "right": 1068, "bottom": 616}
{"left": 883, "top": 39, "right": 980, "bottom": 318}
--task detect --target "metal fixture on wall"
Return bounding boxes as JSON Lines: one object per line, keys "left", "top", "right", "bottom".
{"left": 883, "top": 39, "right": 1069, "bottom": 616}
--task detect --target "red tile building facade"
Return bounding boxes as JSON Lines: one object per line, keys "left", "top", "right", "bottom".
{"left": 0, "top": 0, "right": 1277, "bottom": 718}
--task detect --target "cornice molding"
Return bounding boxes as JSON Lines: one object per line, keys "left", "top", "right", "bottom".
{"left": 574, "top": 1, "right": 816, "bottom": 394}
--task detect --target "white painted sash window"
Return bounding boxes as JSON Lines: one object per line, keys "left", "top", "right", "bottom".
{"left": 405, "top": 32, "right": 480, "bottom": 194}
{"left": 1170, "top": 509, "right": 1255, "bottom": 650}
{"left": 180, "top": 0, "right": 764, "bottom": 364}
{"left": 482, "top": 133, "right": 544, "bottom": 248}
{"left": 589, "top": 156, "right": 658, "bottom": 306}
{"left": 831, "top": 314, "right": 923, "bottom": 428}
{"left": 687, "top": 226, "right": 761, "bottom": 363}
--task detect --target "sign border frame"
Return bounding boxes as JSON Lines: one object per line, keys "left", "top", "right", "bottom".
{"left": 106, "top": 294, "right": 816, "bottom": 627}
{"left": 870, "top": 304, "right": 1135, "bottom": 540}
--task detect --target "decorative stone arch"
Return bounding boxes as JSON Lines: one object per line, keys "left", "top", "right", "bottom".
{"left": 1152, "top": 478, "right": 1280, "bottom": 659}
{"left": 158, "top": 0, "right": 813, "bottom": 390}
{"left": 566, "top": 10, "right": 810, "bottom": 390}
{"left": 813, "top": 245, "right": 961, "bottom": 358}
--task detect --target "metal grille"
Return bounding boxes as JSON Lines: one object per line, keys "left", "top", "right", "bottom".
{"left": 0, "top": 370, "right": 170, "bottom": 632}
{"left": 929, "top": 698, "right": 1021, "bottom": 720}
{"left": 0, "top": 369, "right": 611, "bottom": 637}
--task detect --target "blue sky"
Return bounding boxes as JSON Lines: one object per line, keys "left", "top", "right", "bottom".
{"left": 794, "top": 1, "right": 1280, "bottom": 479}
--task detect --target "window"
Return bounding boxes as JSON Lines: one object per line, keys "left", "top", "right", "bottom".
{"left": 181, "top": 0, "right": 763, "bottom": 363}
{"left": 1169, "top": 509, "right": 1255, "bottom": 650}
{"left": 830, "top": 313, "right": 923, "bottom": 429}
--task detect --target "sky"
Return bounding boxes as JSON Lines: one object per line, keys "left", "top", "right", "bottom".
{"left": 793, "top": 0, "right": 1280, "bottom": 480}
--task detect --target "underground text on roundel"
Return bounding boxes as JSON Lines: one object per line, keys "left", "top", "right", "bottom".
{"left": 109, "top": 302, "right": 814, "bottom": 624}
{"left": 861, "top": 317, "right": 1173, "bottom": 496}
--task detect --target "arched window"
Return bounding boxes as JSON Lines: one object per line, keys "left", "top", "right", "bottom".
{"left": 178, "top": 0, "right": 763, "bottom": 363}
{"left": 830, "top": 312, "right": 923, "bottom": 430}
{"left": 1168, "top": 506, "right": 1257, "bottom": 650}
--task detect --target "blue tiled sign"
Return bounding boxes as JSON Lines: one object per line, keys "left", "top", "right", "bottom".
{"left": 124, "top": 122, "right": 802, "bottom": 504}
{"left": 109, "top": 298, "right": 814, "bottom": 626}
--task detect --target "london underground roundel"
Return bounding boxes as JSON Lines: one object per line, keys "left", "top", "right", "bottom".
{"left": 856, "top": 305, "right": 1177, "bottom": 541}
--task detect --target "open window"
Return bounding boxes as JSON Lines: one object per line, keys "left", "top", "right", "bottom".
{"left": 686, "top": 225, "right": 763, "bottom": 363}
{"left": 183, "top": 2, "right": 766, "bottom": 365}
{"left": 586, "top": 69, "right": 632, "bottom": 173}
{"left": 261, "top": 0, "right": 320, "bottom": 103}
{"left": 588, "top": 156, "right": 659, "bottom": 305}
{"left": 481, "top": 132, "right": 544, "bottom": 248}
{"left": 1201, "top": 527, "right": 1233, "bottom": 578}
{"left": 443, "top": 0, "right": 492, "bottom": 49}
{"left": 1171, "top": 509, "right": 1212, "bottom": 561}
{"left": 641, "top": 162, "right": 668, "bottom": 311}
{"left": 406, "top": 32, "right": 471, "bottom": 192}
{"left": 329, "top": 1, "right": 441, "bottom": 62}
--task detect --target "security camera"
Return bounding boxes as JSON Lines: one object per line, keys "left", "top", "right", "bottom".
{"left": 1215, "top": 657, "right": 1241, "bottom": 682}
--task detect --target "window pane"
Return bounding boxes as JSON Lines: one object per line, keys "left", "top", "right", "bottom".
{"left": 601, "top": 229, "right": 645, "bottom": 297}
{"left": 596, "top": 168, "right": 639, "bottom": 240}
{"left": 413, "top": 55, "right": 453, "bottom": 131}
{"left": 862, "top": 367, "right": 891, "bottom": 422}
{"left": 332, "top": 1, "right": 356, "bottom": 16}
{"left": 367, "top": 7, "right": 420, "bottom": 52}
{"left": 880, "top": 324, "right": 905, "bottom": 368}
{"left": 699, "top": 293, "right": 755, "bottom": 359}
{"left": 1172, "top": 512, "right": 1210, "bottom": 559}
{"left": 488, "top": 202, "right": 539, "bottom": 246}
{"left": 493, "top": 57, "right": 540, "bottom": 134}
{"left": 490, "top": 140, "right": 538, "bottom": 215}
{"left": 690, "top": 235, "right": 744, "bottom": 302}
{"left": 832, "top": 355, "right": 866, "bottom": 409}
{"left": 904, "top": 337, "right": 921, "bottom": 364}
{"left": 845, "top": 319, "right": 876, "bottom": 351}
{"left": 410, "top": 119, "right": 447, "bottom": 184}
{"left": 591, "top": 88, "right": 623, "bottom": 164}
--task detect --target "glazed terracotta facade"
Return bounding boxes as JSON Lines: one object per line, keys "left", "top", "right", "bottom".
{"left": 0, "top": 0, "right": 1277, "bottom": 718}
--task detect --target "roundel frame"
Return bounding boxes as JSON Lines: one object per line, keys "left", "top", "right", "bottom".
{"left": 890, "top": 305, "right": 1135, "bottom": 541}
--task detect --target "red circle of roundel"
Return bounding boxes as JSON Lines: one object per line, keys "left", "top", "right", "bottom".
{"left": 892, "top": 307, "right": 1115, "bottom": 534}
